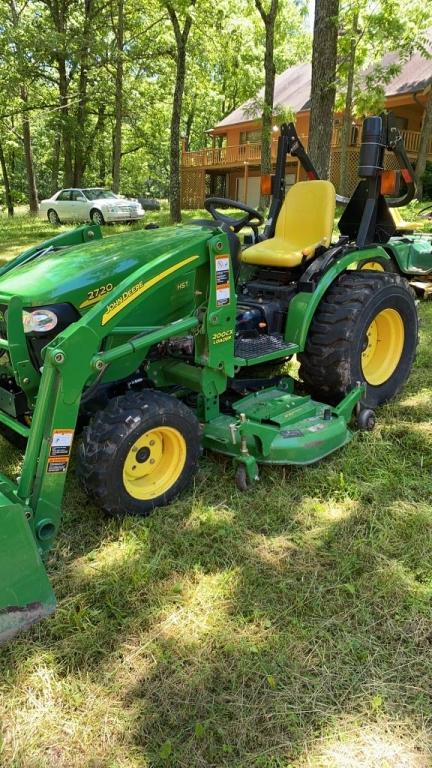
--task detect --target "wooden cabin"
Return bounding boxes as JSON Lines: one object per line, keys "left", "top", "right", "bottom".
{"left": 181, "top": 42, "right": 432, "bottom": 209}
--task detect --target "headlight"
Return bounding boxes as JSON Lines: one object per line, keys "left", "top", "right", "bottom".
{"left": 22, "top": 309, "right": 58, "bottom": 334}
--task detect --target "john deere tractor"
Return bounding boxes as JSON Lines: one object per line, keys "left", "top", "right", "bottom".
{"left": 0, "top": 114, "right": 419, "bottom": 642}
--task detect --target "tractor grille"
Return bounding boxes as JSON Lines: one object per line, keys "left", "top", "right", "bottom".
{"left": 235, "top": 333, "right": 296, "bottom": 360}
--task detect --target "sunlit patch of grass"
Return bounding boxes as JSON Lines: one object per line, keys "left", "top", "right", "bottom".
{"left": 1, "top": 661, "right": 147, "bottom": 768}
{"left": 153, "top": 569, "right": 240, "bottom": 644}
{"left": 300, "top": 719, "right": 431, "bottom": 768}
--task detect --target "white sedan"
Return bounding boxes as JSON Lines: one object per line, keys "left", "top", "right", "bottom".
{"left": 39, "top": 188, "right": 145, "bottom": 225}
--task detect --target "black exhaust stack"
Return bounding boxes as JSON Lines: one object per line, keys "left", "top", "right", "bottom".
{"left": 339, "top": 115, "right": 396, "bottom": 246}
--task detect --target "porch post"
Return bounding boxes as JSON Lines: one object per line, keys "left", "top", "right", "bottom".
{"left": 244, "top": 162, "right": 249, "bottom": 204}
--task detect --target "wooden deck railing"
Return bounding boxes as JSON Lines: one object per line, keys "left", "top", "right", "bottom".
{"left": 182, "top": 128, "right": 432, "bottom": 168}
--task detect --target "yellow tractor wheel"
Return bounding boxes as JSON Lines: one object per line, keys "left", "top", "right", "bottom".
{"left": 299, "top": 271, "right": 418, "bottom": 408}
{"left": 77, "top": 390, "right": 201, "bottom": 516}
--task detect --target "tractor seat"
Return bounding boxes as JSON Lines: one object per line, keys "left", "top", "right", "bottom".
{"left": 241, "top": 180, "right": 336, "bottom": 268}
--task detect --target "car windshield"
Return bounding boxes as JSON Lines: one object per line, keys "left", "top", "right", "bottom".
{"left": 82, "top": 189, "right": 119, "bottom": 201}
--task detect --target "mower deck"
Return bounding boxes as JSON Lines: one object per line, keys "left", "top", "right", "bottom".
{"left": 203, "top": 383, "right": 363, "bottom": 479}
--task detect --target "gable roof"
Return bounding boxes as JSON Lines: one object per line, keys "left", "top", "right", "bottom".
{"left": 214, "top": 32, "right": 432, "bottom": 130}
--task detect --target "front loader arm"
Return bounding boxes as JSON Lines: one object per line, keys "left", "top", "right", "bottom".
{"left": 0, "top": 230, "right": 233, "bottom": 642}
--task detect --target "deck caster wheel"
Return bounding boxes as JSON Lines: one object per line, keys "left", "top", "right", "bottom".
{"left": 235, "top": 465, "right": 250, "bottom": 491}
{"left": 357, "top": 408, "right": 376, "bottom": 431}
{"left": 235, "top": 464, "right": 258, "bottom": 491}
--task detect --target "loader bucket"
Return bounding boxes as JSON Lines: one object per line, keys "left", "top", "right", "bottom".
{"left": 0, "top": 497, "right": 56, "bottom": 644}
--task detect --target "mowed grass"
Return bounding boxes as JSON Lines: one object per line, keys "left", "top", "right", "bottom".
{"left": 0, "top": 211, "right": 432, "bottom": 767}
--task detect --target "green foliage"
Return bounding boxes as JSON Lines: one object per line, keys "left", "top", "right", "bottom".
{"left": 335, "top": 0, "right": 432, "bottom": 118}
{"left": 0, "top": 0, "right": 310, "bottom": 208}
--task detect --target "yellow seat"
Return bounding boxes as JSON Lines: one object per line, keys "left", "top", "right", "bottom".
{"left": 390, "top": 207, "right": 426, "bottom": 233}
{"left": 241, "top": 180, "right": 336, "bottom": 268}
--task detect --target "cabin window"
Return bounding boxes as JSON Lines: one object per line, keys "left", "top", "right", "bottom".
{"left": 240, "top": 129, "right": 262, "bottom": 144}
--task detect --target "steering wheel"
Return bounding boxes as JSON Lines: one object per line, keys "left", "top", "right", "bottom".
{"left": 204, "top": 196, "right": 264, "bottom": 236}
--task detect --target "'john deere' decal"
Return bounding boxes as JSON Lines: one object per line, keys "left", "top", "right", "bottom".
{"left": 101, "top": 255, "right": 199, "bottom": 326}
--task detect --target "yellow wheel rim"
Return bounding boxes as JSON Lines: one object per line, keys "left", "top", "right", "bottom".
{"left": 123, "top": 427, "right": 186, "bottom": 500}
{"left": 360, "top": 261, "right": 385, "bottom": 271}
{"left": 361, "top": 308, "right": 404, "bottom": 386}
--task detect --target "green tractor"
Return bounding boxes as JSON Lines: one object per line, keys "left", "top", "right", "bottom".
{"left": 0, "top": 114, "right": 420, "bottom": 642}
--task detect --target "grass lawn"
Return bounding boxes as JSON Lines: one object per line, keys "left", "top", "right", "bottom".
{"left": 0, "top": 208, "right": 432, "bottom": 767}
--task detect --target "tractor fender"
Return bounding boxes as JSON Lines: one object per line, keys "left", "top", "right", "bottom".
{"left": 285, "top": 246, "right": 390, "bottom": 350}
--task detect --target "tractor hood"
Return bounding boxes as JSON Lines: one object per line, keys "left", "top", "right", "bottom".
{"left": 0, "top": 225, "right": 215, "bottom": 309}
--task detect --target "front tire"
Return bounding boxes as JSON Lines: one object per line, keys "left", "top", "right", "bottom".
{"left": 77, "top": 390, "right": 201, "bottom": 516}
{"left": 298, "top": 272, "right": 418, "bottom": 408}
{"left": 47, "top": 209, "right": 60, "bottom": 225}
{"left": 90, "top": 208, "right": 105, "bottom": 225}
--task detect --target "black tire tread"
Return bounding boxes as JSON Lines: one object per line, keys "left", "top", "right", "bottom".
{"left": 76, "top": 390, "right": 201, "bottom": 516}
{"left": 298, "top": 271, "right": 418, "bottom": 406}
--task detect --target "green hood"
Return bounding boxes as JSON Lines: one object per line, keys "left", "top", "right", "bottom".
{"left": 0, "top": 225, "right": 214, "bottom": 308}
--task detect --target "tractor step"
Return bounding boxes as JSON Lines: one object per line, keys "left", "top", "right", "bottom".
{"left": 234, "top": 333, "right": 296, "bottom": 362}
{"left": 0, "top": 496, "right": 56, "bottom": 643}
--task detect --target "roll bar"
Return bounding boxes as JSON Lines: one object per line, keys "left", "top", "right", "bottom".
{"left": 266, "top": 112, "right": 416, "bottom": 247}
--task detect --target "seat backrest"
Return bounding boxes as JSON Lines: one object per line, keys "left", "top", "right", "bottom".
{"left": 275, "top": 180, "right": 336, "bottom": 248}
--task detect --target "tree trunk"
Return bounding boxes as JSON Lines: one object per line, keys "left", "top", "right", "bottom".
{"left": 184, "top": 95, "right": 196, "bottom": 152}
{"left": 339, "top": 13, "right": 358, "bottom": 197}
{"left": 74, "top": 0, "right": 93, "bottom": 186}
{"left": 255, "top": 0, "right": 278, "bottom": 209}
{"left": 51, "top": 131, "right": 61, "bottom": 192}
{"left": 112, "top": 0, "right": 124, "bottom": 194}
{"left": 415, "top": 87, "right": 432, "bottom": 200}
{"left": 57, "top": 56, "right": 73, "bottom": 186}
{"left": 96, "top": 105, "right": 106, "bottom": 185}
{"left": 169, "top": 43, "right": 186, "bottom": 222}
{"left": 43, "top": 0, "right": 73, "bottom": 186}
{"left": 166, "top": 2, "right": 196, "bottom": 223}
{"left": 0, "top": 140, "right": 14, "bottom": 216}
{"left": 21, "top": 89, "right": 39, "bottom": 215}
{"left": 8, "top": 0, "right": 38, "bottom": 212}
{"left": 308, "top": 0, "right": 340, "bottom": 179}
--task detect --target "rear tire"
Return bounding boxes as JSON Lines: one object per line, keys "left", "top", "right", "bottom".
{"left": 298, "top": 272, "right": 418, "bottom": 408}
{"left": 77, "top": 390, "right": 201, "bottom": 516}
{"left": 357, "top": 257, "right": 397, "bottom": 273}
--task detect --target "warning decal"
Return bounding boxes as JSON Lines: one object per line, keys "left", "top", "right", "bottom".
{"left": 215, "top": 255, "right": 230, "bottom": 306}
{"left": 47, "top": 458, "right": 69, "bottom": 474}
{"left": 50, "top": 429, "right": 74, "bottom": 457}
{"left": 47, "top": 429, "right": 74, "bottom": 473}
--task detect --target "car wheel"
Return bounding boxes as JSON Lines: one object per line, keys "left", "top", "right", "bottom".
{"left": 90, "top": 209, "right": 105, "bottom": 226}
{"left": 47, "top": 209, "right": 60, "bottom": 225}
